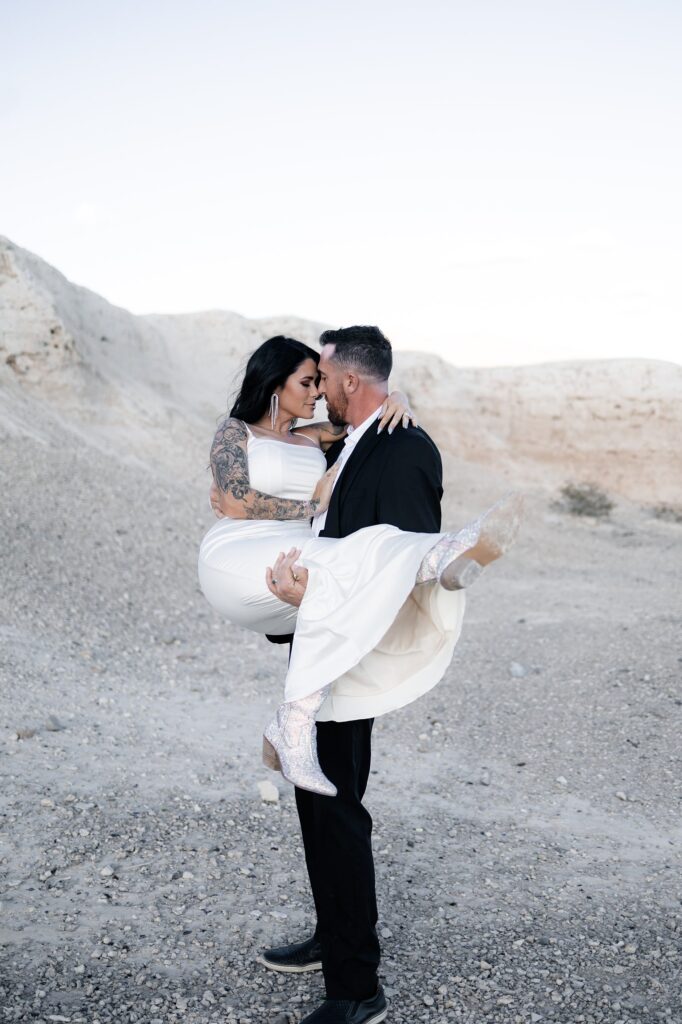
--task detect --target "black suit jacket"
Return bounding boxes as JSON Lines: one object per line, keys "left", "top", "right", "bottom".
{"left": 266, "top": 424, "right": 443, "bottom": 646}
{"left": 320, "top": 424, "right": 443, "bottom": 539}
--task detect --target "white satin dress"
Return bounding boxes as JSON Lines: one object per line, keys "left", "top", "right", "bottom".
{"left": 198, "top": 431, "right": 467, "bottom": 722}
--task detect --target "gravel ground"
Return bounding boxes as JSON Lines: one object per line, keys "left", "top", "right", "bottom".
{"left": 1, "top": 427, "right": 681, "bottom": 1024}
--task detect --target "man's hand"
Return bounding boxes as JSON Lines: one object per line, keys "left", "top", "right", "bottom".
{"left": 266, "top": 547, "right": 309, "bottom": 608}
{"left": 210, "top": 481, "right": 226, "bottom": 519}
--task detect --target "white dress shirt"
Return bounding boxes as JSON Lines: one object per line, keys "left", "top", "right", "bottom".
{"left": 312, "top": 406, "right": 383, "bottom": 537}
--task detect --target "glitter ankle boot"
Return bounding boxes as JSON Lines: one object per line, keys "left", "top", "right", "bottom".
{"left": 416, "top": 491, "right": 524, "bottom": 590}
{"left": 262, "top": 687, "right": 337, "bottom": 797}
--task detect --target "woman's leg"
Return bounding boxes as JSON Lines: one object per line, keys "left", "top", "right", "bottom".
{"left": 198, "top": 524, "right": 311, "bottom": 635}
{"left": 415, "top": 490, "right": 524, "bottom": 589}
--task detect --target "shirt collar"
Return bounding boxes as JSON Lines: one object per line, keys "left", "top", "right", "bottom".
{"left": 344, "top": 406, "right": 383, "bottom": 448}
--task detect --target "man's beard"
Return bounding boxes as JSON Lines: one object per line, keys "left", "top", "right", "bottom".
{"left": 325, "top": 390, "right": 348, "bottom": 427}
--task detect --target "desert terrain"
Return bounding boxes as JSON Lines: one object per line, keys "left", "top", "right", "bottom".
{"left": 1, "top": 236, "right": 681, "bottom": 1023}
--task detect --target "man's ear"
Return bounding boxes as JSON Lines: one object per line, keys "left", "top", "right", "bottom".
{"left": 344, "top": 372, "right": 360, "bottom": 395}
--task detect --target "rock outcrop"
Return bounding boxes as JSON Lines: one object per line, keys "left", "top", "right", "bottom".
{"left": 1, "top": 235, "right": 680, "bottom": 502}
{"left": 393, "top": 354, "right": 682, "bottom": 504}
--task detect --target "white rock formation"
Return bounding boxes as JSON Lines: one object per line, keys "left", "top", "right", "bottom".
{"left": 392, "top": 353, "right": 682, "bottom": 504}
{"left": 1, "top": 235, "right": 680, "bottom": 502}
{"left": 0, "top": 235, "right": 325, "bottom": 465}
{"left": 0, "top": 235, "right": 324, "bottom": 403}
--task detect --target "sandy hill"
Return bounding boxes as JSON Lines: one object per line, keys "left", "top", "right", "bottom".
{"left": 0, "top": 236, "right": 326, "bottom": 469}
{"left": 1, "top": 234, "right": 680, "bottom": 503}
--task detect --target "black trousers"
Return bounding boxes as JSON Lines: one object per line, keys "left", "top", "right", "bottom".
{"left": 294, "top": 717, "right": 380, "bottom": 1000}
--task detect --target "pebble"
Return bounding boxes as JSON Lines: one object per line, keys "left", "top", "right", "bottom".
{"left": 100, "top": 866, "right": 114, "bottom": 877}
{"left": 45, "top": 714, "right": 66, "bottom": 731}
{"left": 258, "top": 780, "right": 280, "bottom": 803}
{"left": 509, "top": 661, "right": 527, "bottom": 677}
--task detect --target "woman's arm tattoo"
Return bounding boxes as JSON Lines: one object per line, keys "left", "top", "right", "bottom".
{"left": 316, "top": 421, "right": 348, "bottom": 447}
{"left": 210, "top": 418, "right": 251, "bottom": 496}
{"left": 210, "top": 418, "right": 320, "bottom": 520}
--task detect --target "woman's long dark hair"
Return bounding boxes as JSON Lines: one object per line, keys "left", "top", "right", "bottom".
{"left": 229, "top": 336, "right": 320, "bottom": 424}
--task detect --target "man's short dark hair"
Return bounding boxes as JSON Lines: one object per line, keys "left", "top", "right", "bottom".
{"left": 319, "top": 326, "right": 392, "bottom": 381}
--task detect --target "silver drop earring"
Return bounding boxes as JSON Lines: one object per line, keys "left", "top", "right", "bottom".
{"left": 270, "top": 392, "right": 279, "bottom": 430}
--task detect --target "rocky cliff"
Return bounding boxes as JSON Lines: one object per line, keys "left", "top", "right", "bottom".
{"left": 1, "top": 235, "right": 680, "bottom": 502}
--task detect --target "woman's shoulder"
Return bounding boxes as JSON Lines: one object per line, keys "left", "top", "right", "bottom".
{"left": 212, "top": 416, "right": 250, "bottom": 444}
{"left": 294, "top": 422, "right": 347, "bottom": 450}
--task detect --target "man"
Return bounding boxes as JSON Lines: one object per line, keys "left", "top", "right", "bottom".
{"left": 262, "top": 326, "right": 444, "bottom": 1024}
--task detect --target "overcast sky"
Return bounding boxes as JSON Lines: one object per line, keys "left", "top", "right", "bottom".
{"left": 2, "top": 0, "right": 680, "bottom": 366}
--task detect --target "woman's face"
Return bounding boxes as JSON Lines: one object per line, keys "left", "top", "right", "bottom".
{"left": 277, "top": 358, "right": 320, "bottom": 421}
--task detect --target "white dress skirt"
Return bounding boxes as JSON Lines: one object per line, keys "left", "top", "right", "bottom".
{"left": 198, "top": 432, "right": 466, "bottom": 722}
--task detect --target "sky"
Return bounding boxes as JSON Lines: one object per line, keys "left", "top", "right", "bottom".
{"left": 2, "top": 0, "right": 681, "bottom": 367}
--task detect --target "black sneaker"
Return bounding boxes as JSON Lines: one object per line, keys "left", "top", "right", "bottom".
{"left": 257, "top": 934, "right": 323, "bottom": 973}
{"left": 299, "top": 985, "right": 388, "bottom": 1023}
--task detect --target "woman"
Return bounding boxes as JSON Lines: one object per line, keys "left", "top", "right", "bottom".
{"left": 198, "top": 336, "right": 522, "bottom": 797}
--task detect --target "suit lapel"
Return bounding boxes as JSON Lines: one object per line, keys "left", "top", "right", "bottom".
{"left": 323, "top": 423, "right": 384, "bottom": 535}
{"left": 335, "top": 423, "right": 384, "bottom": 506}
{"left": 323, "top": 438, "right": 345, "bottom": 535}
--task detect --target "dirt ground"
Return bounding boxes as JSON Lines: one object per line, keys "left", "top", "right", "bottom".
{"left": 1, "top": 428, "right": 681, "bottom": 1024}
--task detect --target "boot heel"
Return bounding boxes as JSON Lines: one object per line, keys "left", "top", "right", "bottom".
{"left": 262, "top": 736, "right": 282, "bottom": 772}
{"left": 440, "top": 554, "right": 484, "bottom": 591}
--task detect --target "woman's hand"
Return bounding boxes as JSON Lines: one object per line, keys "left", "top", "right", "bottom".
{"left": 377, "top": 390, "right": 418, "bottom": 434}
{"left": 311, "top": 463, "right": 340, "bottom": 515}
